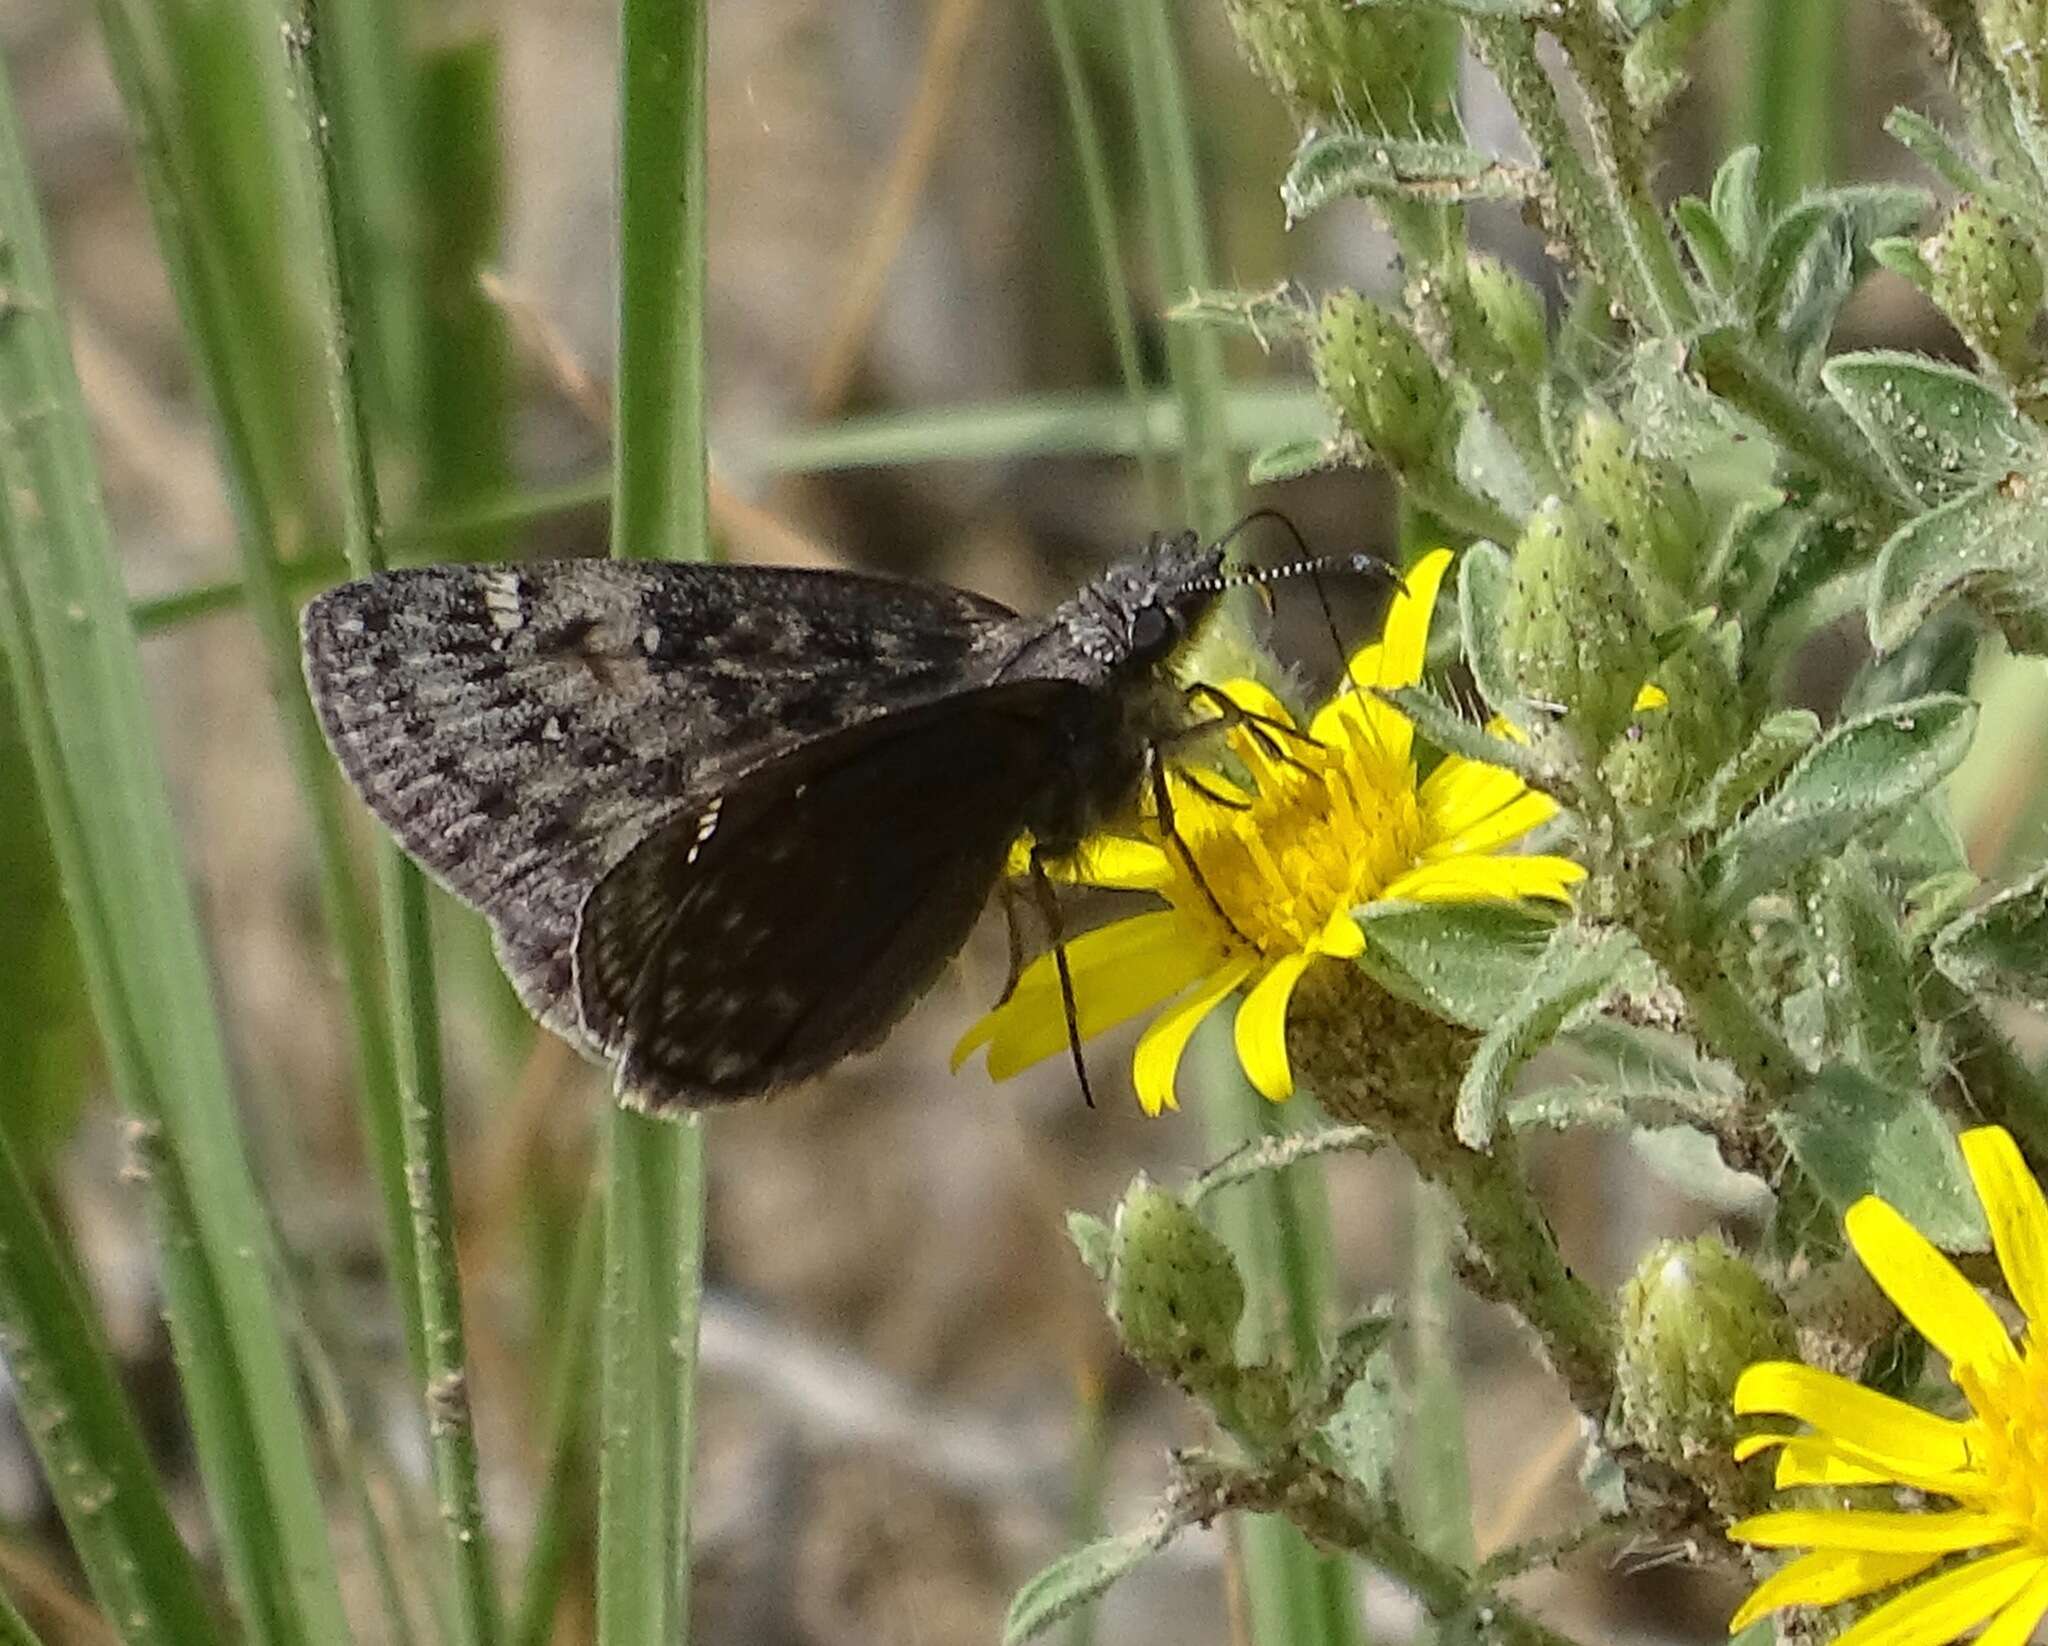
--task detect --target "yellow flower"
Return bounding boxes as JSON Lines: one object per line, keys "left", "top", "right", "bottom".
{"left": 951, "top": 548, "right": 1585, "bottom": 1115}
{"left": 1729, "top": 1126, "right": 2048, "bottom": 1645}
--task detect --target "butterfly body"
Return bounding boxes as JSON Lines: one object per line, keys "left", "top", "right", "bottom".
{"left": 301, "top": 533, "right": 1224, "bottom": 1109}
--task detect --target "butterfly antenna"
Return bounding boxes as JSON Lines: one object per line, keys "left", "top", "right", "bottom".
{"left": 1194, "top": 508, "right": 1403, "bottom": 697}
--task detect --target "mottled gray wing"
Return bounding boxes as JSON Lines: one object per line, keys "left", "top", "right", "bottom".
{"left": 574, "top": 681, "right": 1082, "bottom": 1108}
{"left": 300, "top": 560, "right": 1018, "bottom": 1043}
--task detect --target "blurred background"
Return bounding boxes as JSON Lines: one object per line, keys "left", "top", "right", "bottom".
{"left": 0, "top": 1, "right": 2031, "bottom": 1642}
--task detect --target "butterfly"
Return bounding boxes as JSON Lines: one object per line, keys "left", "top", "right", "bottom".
{"left": 300, "top": 534, "right": 1242, "bottom": 1110}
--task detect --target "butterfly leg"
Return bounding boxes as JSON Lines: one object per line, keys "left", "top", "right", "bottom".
{"left": 1027, "top": 846, "right": 1096, "bottom": 1109}
{"left": 993, "top": 875, "right": 1031, "bottom": 1007}
{"left": 1181, "top": 683, "right": 1325, "bottom": 779}
{"left": 1146, "top": 743, "right": 1251, "bottom": 948}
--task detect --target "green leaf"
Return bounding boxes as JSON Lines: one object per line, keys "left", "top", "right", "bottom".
{"left": 1004, "top": 1519, "right": 1177, "bottom": 1645}
{"left": 1932, "top": 865, "right": 2048, "bottom": 1011}
{"left": 1710, "top": 146, "right": 1764, "bottom": 258}
{"left": 1352, "top": 900, "right": 1563, "bottom": 1030}
{"left": 1281, "top": 131, "right": 1532, "bottom": 225}
{"left": 1169, "top": 284, "right": 1314, "bottom": 343}
{"left": 1067, "top": 1211, "right": 1114, "bottom": 1281}
{"left": 1318, "top": 1341, "right": 1400, "bottom": 1496}
{"left": 1812, "top": 851, "right": 1922, "bottom": 1092}
{"left": 1822, "top": 352, "right": 2042, "bottom": 507}
{"left": 1870, "top": 235, "right": 1935, "bottom": 292}
{"left": 1870, "top": 472, "right": 2048, "bottom": 654}
{"left": 1750, "top": 189, "right": 1929, "bottom": 376}
{"left": 1674, "top": 196, "right": 1737, "bottom": 295}
{"left": 1777, "top": 1066, "right": 1987, "bottom": 1251}
{"left": 1455, "top": 925, "right": 1643, "bottom": 1148}
{"left": 1377, "top": 684, "right": 1558, "bottom": 794}
{"left": 1681, "top": 708, "right": 1820, "bottom": 835}
{"left": 1454, "top": 539, "right": 1520, "bottom": 717}
{"left": 1700, "top": 694, "right": 1977, "bottom": 923}
{"left": 1348, "top": 0, "right": 1547, "bottom": 15}
{"left": 1248, "top": 437, "right": 1341, "bottom": 486}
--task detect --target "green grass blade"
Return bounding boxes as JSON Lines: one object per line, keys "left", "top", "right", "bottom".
{"left": 293, "top": 8, "right": 506, "bottom": 1642}
{"left": 0, "top": 1115, "right": 218, "bottom": 1645}
{"left": 1120, "top": 5, "right": 1363, "bottom": 1641}
{"left": 600, "top": 1, "right": 711, "bottom": 1643}
{"left": 90, "top": 0, "right": 428, "bottom": 1381}
{"left": 416, "top": 32, "right": 512, "bottom": 560}
{"left": 510, "top": 1196, "right": 604, "bottom": 1646}
{"left": 0, "top": 47, "right": 352, "bottom": 1646}
{"left": 1742, "top": 0, "right": 1839, "bottom": 207}
{"left": 1402, "top": 1185, "right": 1474, "bottom": 1571}
{"left": 1040, "top": 0, "right": 1161, "bottom": 511}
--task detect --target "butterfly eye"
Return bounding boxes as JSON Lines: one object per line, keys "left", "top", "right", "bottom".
{"left": 1129, "top": 603, "right": 1174, "bottom": 661}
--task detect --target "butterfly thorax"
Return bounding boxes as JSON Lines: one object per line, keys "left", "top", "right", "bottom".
{"left": 987, "top": 531, "right": 1225, "bottom": 855}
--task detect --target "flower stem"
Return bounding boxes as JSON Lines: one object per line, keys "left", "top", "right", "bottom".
{"left": 1553, "top": 7, "right": 1698, "bottom": 335}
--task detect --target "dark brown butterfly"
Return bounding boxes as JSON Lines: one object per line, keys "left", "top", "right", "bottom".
{"left": 301, "top": 535, "right": 1237, "bottom": 1110}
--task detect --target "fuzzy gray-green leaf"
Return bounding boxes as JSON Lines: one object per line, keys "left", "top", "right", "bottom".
{"left": 1932, "top": 866, "right": 2048, "bottom": 1011}
{"left": 1004, "top": 1519, "right": 1177, "bottom": 1645}
{"left": 1777, "top": 1066, "right": 1987, "bottom": 1251}
{"left": 1455, "top": 925, "right": 1643, "bottom": 1148}
{"left": 1352, "top": 900, "right": 1563, "bottom": 1030}
{"left": 1822, "top": 352, "right": 2042, "bottom": 507}
{"left": 1870, "top": 472, "right": 2048, "bottom": 654}
{"left": 1812, "top": 852, "right": 1922, "bottom": 1092}
{"left": 1282, "top": 132, "right": 1531, "bottom": 225}
{"left": 1248, "top": 437, "right": 1340, "bottom": 486}
{"left": 1681, "top": 708, "right": 1820, "bottom": 835}
{"left": 1700, "top": 694, "right": 1976, "bottom": 923}
{"left": 1456, "top": 540, "right": 1520, "bottom": 715}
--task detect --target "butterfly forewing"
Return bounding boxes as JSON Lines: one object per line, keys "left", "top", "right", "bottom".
{"left": 301, "top": 560, "right": 1020, "bottom": 1041}
{"left": 577, "top": 682, "right": 1080, "bottom": 1106}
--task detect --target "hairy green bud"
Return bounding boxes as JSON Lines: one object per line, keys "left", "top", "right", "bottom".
{"left": 1569, "top": 411, "right": 1705, "bottom": 624}
{"left": 1312, "top": 291, "right": 1454, "bottom": 475}
{"left": 1466, "top": 254, "right": 1548, "bottom": 378}
{"left": 1983, "top": 0, "right": 2048, "bottom": 124}
{"left": 1599, "top": 636, "right": 1743, "bottom": 815}
{"left": 1223, "top": 0, "right": 1452, "bottom": 127}
{"left": 1923, "top": 198, "right": 2045, "bottom": 380}
{"left": 1505, "top": 496, "right": 1656, "bottom": 753}
{"left": 1615, "top": 1237, "right": 1796, "bottom": 1512}
{"left": 1107, "top": 1180, "right": 1243, "bottom": 1390}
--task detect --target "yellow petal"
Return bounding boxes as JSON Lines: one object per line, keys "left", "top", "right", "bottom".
{"left": 1728, "top": 1549, "right": 1945, "bottom": 1633}
{"left": 1974, "top": 1564, "right": 2048, "bottom": 1646}
{"left": 1371, "top": 547, "right": 1452, "bottom": 692}
{"left": 1961, "top": 1127, "right": 2048, "bottom": 1332}
{"left": 1315, "top": 910, "right": 1365, "bottom": 958}
{"left": 1846, "top": 1196, "right": 2017, "bottom": 1373}
{"left": 1131, "top": 957, "right": 1256, "bottom": 1116}
{"left": 1729, "top": 1509, "right": 2011, "bottom": 1554}
{"left": 1056, "top": 835, "right": 1177, "bottom": 891}
{"left": 1831, "top": 1548, "right": 2043, "bottom": 1646}
{"left": 1756, "top": 1437, "right": 1913, "bottom": 1489}
{"left": 1417, "top": 753, "right": 1533, "bottom": 841}
{"left": 1424, "top": 790, "right": 1559, "bottom": 858}
{"left": 1378, "top": 855, "right": 1585, "bottom": 906}
{"left": 1233, "top": 952, "right": 1314, "bottom": 1101}
{"left": 1733, "top": 1363, "right": 1974, "bottom": 1477}
{"left": 1634, "top": 682, "right": 1670, "bottom": 710}
{"left": 953, "top": 911, "right": 1213, "bottom": 1080}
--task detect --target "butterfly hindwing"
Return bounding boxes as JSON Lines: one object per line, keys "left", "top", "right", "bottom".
{"left": 573, "top": 681, "right": 1085, "bottom": 1107}
{"left": 301, "top": 560, "right": 1019, "bottom": 1039}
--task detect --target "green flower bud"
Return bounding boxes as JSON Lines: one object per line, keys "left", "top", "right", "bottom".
{"left": 1599, "top": 636, "right": 1744, "bottom": 815}
{"left": 1505, "top": 496, "right": 1656, "bottom": 753}
{"left": 1923, "top": 198, "right": 2045, "bottom": 380}
{"left": 1223, "top": 0, "right": 1453, "bottom": 127}
{"left": 1108, "top": 1179, "right": 1243, "bottom": 1390}
{"left": 1615, "top": 1236, "right": 1796, "bottom": 1512}
{"left": 1466, "top": 254, "right": 1548, "bottom": 378}
{"left": 1983, "top": 0, "right": 2048, "bottom": 124}
{"left": 1312, "top": 291, "right": 1454, "bottom": 476}
{"left": 1569, "top": 410, "right": 1705, "bottom": 624}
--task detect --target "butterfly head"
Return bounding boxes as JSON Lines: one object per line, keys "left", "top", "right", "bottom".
{"left": 1072, "top": 530, "right": 1228, "bottom": 675}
